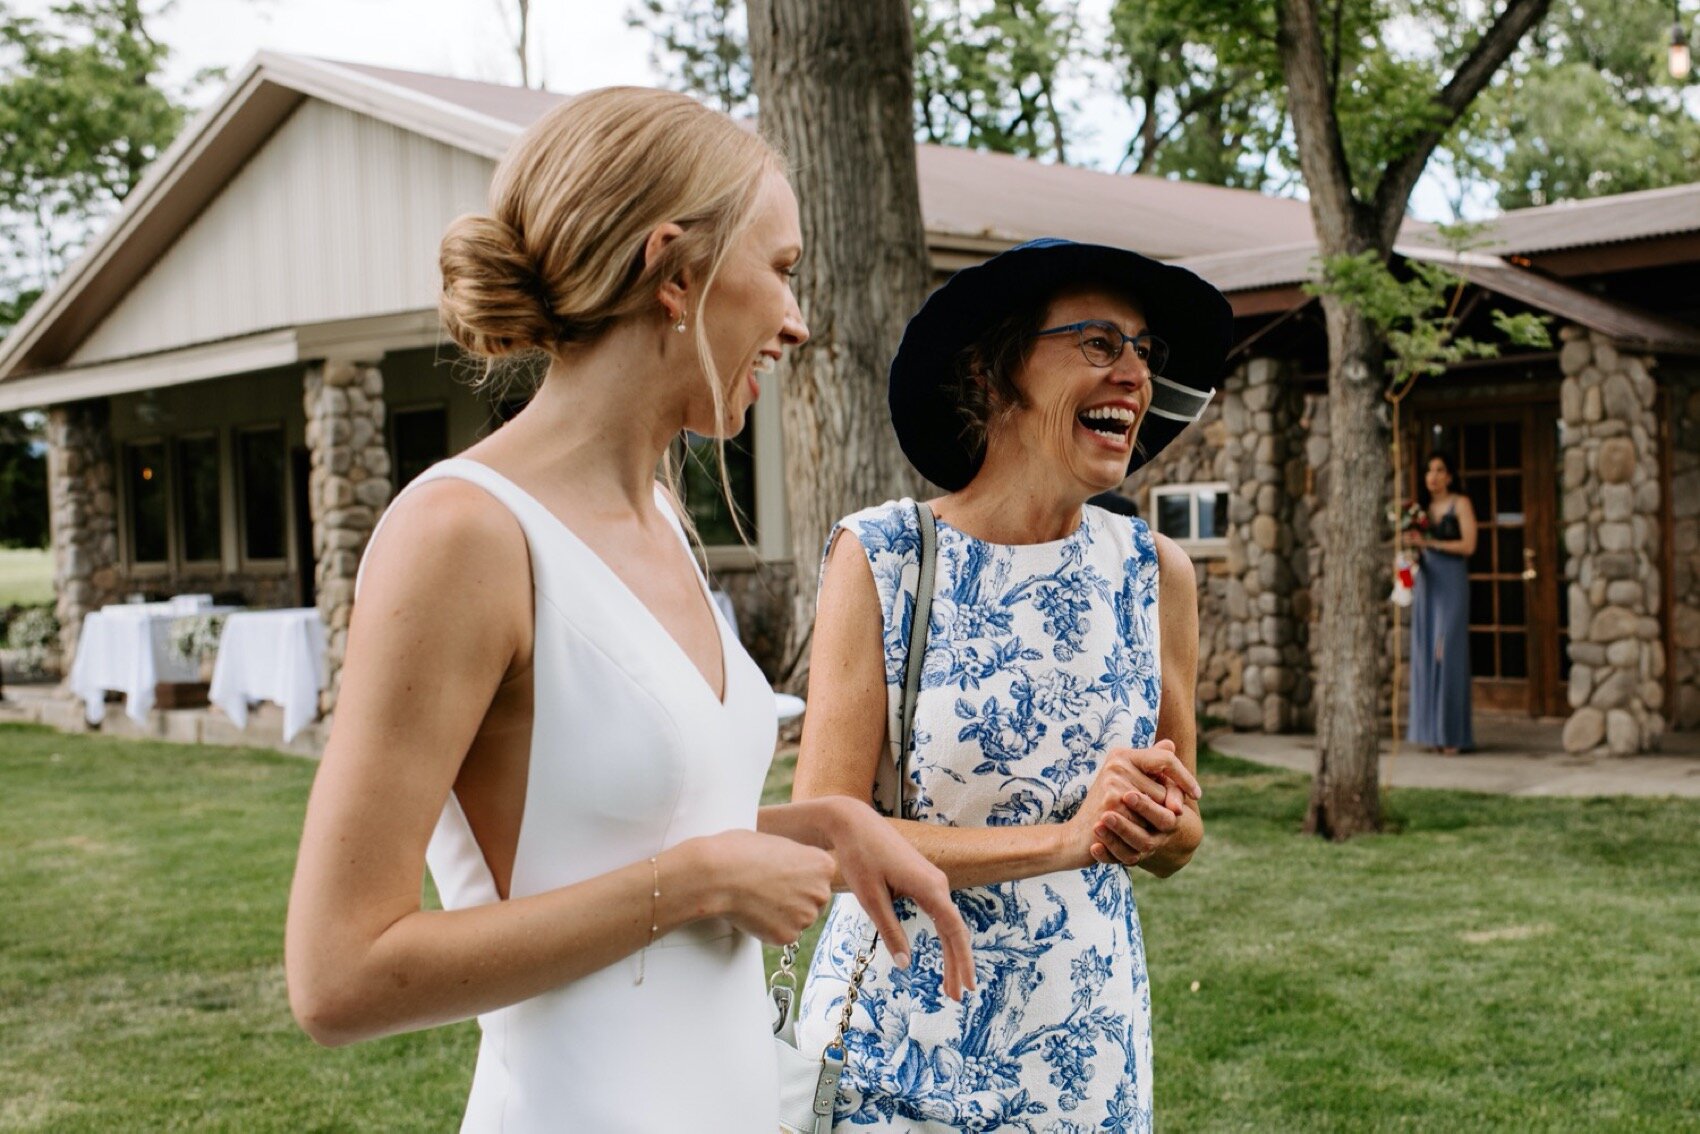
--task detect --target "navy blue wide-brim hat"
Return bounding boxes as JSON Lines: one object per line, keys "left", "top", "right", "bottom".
{"left": 889, "top": 237, "right": 1236, "bottom": 491}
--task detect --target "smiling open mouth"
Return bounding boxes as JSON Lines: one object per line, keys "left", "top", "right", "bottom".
{"left": 1078, "top": 405, "right": 1136, "bottom": 441}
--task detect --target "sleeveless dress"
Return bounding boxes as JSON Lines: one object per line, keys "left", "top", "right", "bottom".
{"left": 356, "top": 458, "right": 779, "bottom": 1132}
{"left": 797, "top": 500, "right": 1162, "bottom": 1132}
{"left": 1408, "top": 500, "right": 1474, "bottom": 749}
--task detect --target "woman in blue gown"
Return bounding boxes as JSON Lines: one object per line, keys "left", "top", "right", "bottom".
{"left": 1405, "top": 452, "right": 1479, "bottom": 752}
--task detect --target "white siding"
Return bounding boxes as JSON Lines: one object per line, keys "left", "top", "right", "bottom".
{"left": 72, "top": 101, "right": 495, "bottom": 365}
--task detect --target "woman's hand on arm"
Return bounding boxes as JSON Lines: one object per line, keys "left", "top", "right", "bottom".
{"left": 796, "top": 530, "right": 1156, "bottom": 893}
{"left": 285, "top": 484, "right": 834, "bottom": 1046}
{"left": 761, "top": 798, "right": 972, "bottom": 999}
{"left": 1084, "top": 739, "right": 1200, "bottom": 874}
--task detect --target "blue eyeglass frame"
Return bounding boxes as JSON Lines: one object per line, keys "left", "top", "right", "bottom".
{"left": 1034, "top": 320, "right": 1168, "bottom": 372}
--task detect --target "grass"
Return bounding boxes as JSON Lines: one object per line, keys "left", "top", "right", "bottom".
{"left": 3, "top": 723, "right": 1697, "bottom": 1131}
{"left": 0, "top": 725, "right": 476, "bottom": 1131}
{"left": 0, "top": 547, "right": 52, "bottom": 607}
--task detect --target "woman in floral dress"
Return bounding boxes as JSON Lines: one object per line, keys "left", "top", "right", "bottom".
{"left": 793, "top": 239, "right": 1233, "bottom": 1130}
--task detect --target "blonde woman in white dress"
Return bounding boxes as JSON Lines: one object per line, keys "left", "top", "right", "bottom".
{"left": 284, "top": 87, "right": 972, "bottom": 1133}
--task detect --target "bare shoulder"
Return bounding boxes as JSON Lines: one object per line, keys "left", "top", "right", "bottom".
{"left": 1151, "top": 531, "right": 1199, "bottom": 606}
{"left": 355, "top": 479, "right": 530, "bottom": 648}
{"left": 365, "top": 480, "right": 526, "bottom": 577}
{"left": 818, "top": 527, "right": 877, "bottom": 612}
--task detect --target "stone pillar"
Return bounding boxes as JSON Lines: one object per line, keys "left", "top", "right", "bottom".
{"left": 1669, "top": 374, "right": 1700, "bottom": 730}
{"left": 45, "top": 402, "right": 120, "bottom": 669}
{"left": 304, "top": 360, "right": 391, "bottom": 717}
{"left": 1218, "top": 357, "right": 1307, "bottom": 732}
{"left": 1558, "top": 328, "right": 1666, "bottom": 754}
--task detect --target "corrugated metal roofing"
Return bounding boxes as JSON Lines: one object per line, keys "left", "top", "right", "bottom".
{"left": 1452, "top": 262, "right": 1700, "bottom": 351}
{"left": 1472, "top": 182, "right": 1700, "bottom": 255}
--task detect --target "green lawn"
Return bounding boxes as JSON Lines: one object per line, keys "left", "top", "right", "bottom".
{"left": 0, "top": 546, "right": 52, "bottom": 607}
{"left": 3, "top": 723, "right": 1696, "bottom": 1131}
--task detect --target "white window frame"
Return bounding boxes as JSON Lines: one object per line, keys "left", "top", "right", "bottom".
{"left": 1150, "top": 481, "right": 1230, "bottom": 557}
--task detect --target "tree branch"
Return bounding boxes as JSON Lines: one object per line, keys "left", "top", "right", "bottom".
{"left": 1370, "top": 0, "right": 1552, "bottom": 245}
{"left": 1277, "top": 0, "right": 1365, "bottom": 251}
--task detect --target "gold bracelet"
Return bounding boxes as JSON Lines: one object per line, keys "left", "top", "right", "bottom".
{"left": 636, "top": 854, "right": 661, "bottom": 987}
{"left": 646, "top": 855, "right": 661, "bottom": 946}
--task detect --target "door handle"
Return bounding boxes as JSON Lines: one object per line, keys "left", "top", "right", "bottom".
{"left": 1522, "top": 547, "right": 1537, "bottom": 582}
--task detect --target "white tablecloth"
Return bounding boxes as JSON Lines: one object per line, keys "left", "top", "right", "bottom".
{"left": 775, "top": 693, "right": 805, "bottom": 724}
{"left": 68, "top": 604, "right": 225, "bottom": 724}
{"left": 208, "top": 608, "right": 328, "bottom": 743}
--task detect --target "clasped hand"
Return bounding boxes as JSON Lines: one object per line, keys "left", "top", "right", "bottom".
{"left": 1071, "top": 739, "right": 1201, "bottom": 869}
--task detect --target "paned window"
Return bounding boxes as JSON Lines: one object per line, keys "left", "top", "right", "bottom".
{"left": 1150, "top": 482, "right": 1229, "bottom": 550}
{"left": 176, "top": 434, "right": 223, "bottom": 563}
{"left": 125, "top": 441, "right": 169, "bottom": 564}
{"left": 238, "top": 426, "right": 287, "bottom": 562}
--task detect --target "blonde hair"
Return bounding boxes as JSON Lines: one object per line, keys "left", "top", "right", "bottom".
{"left": 438, "top": 86, "right": 786, "bottom": 538}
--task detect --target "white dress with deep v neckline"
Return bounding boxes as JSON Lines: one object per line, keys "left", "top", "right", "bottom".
{"left": 356, "top": 457, "right": 779, "bottom": 1131}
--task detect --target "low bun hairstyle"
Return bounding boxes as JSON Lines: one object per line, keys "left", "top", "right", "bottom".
{"left": 439, "top": 86, "right": 784, "bottom": 371}
{"left": 438, "top": 213, "right": 567, "bottom": 358}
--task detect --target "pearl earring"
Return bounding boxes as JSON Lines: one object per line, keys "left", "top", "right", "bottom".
{"left": 674, "top": 311, "right": 687, "bottom": 334}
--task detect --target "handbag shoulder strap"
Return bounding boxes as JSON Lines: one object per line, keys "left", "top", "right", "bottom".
{"left": 896, "top": 502, "right": 937, "bottom": 820}
{"left": 768, "top": 504, "right": 935, "bottom": 1045}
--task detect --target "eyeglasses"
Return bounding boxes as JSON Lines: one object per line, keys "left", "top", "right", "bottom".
{"left": 1034, "top": 320, "right": 1168, "bottom": 374}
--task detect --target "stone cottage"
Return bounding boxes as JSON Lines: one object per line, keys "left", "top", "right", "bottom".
{"left": 2, "top": 54, "right": 1695, "bottom": 754}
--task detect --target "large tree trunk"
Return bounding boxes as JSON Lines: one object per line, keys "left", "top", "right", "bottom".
{"left": 1307, "top": 298, "right": 1386, "bottom": 838}
{"left": 1277, "top": 0, "right": 1549, "bottom": 838}
{"left": 747, "top": 0, "right": 932, "bottom": 688}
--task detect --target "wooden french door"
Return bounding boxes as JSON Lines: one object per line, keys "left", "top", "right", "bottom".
{"left": 1404, "top": 403, "right": 1565, "bottom": 716}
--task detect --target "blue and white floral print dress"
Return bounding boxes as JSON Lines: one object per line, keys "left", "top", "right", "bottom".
{"left": 796, "top": 499, "right": 1164, "bottom": 1132}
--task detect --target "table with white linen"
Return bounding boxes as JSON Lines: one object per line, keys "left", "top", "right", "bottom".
{"left": 775, "top": 693, "right": 805, "bottom": 724}
{"left": 208, "top": 608, "right": 328, "bottom": 743}
{"left": 68, "top": 599, "right": 229, "bottom": 724}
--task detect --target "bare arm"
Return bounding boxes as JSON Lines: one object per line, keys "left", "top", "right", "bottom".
{"left": 1120, "top": 532, "right": 1204, "bottom": 878}
{"left": 793, "top": 530, "right": 1196, "bottom": 892}
{"left": 285, "top": 482, "right": 832, "bottom": 1046}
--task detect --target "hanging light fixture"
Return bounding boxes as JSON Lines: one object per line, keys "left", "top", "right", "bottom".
{"left": 1674, "top": 2, "right": 1693, "bottom": 80}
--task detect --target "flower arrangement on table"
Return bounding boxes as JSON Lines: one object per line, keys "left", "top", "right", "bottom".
{"left": 168, "top": 613, "right": 227, "bottom": 667}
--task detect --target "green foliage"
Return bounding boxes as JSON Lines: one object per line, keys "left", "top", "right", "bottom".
{"left": 0, "top": 410, "right": 47, "bottom": 548}
{"left": 626, "top": 0, "right": 751, "bottom": 114}
{"left": 1102, "top": 0, "right": 1288, "bottom": 186}
{"left": 1447, "top": 0, "right": 1700, "bottom": 209}
{"left": 635, "top": 0, "right": 1694, "bottom": 219}
{"left": 1307, "top": 234, "right": 1553, "bottom": 394}
{"left": 912, "top": 0, "right": 1079, "bottom": 160}
{"left": 0, "top": 0, "right": 194, "bottom": 319}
